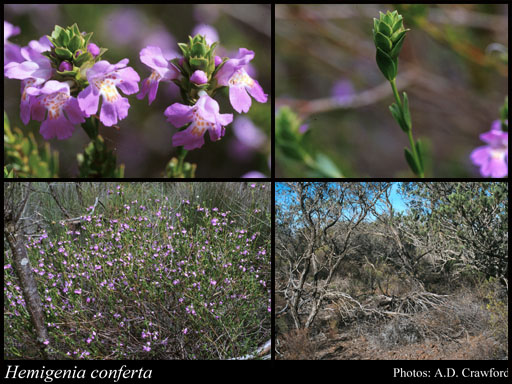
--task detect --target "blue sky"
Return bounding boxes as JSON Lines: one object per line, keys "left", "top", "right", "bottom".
{"left": 275, "top": 182, "right": 408, "bottom": 221}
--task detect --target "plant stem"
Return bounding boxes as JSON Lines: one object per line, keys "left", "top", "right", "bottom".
{"left": 177, "top": 147, "right": 188, "bottom": 176}
{"left": 390, "top": 79, "right": 424, "bottom": 178}
{"left": 390, "top": 79, "right": 402, "bottom": 110}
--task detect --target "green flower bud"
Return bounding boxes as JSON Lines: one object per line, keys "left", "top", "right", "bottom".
{"left": 373, "top": 10, "right": 409, "bottom": 81}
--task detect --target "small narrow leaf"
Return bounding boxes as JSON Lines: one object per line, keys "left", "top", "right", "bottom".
{"left": 389, "top": 103, "right": 407, "bottom": 132}
{"left": 404, "top": 147, "right": 421, "bottom": 176}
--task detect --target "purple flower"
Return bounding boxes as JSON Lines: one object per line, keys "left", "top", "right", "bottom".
{"left": 78, "top": 59, "right": 140, "bottom": 127}
{"left": 137, "top": 46, "right": 179, "bottom": 105}
{"left": 26, "top": 80, "right": 85, "bottom": 140}
{"left": 470, "top": 120, "right": 508, "bottom": 178}
{"left": 211, "top": 218, "right": 218, "bottom": 226}
{"left": 192, "top": 24, "right": 219, "bottom": 46}
{"left": 165, "top": 90, "right": 233, "bottom": 150}
{"left": 4, "top": 21, "right": 24, "bottom": 65}
{"left": 87, "top": 43, "right": 100, "bottom": 57}
{"left": 331, "top": 79, "right": 354, "bottom": 104}
{"left": 232, "top": 116, "right": 266, "bottom": 150}
{"left": 242, "top": 171, "right": 267, "bottom": 178}
{"left": 4, "top": 46, "right": 54, "bottom": 125}
{"left": 190, "top": 70, "right": 208, "bottom": 85}
{"left": 215, "top": 48, "right": 267, "bottom": 113}
{"left": 58, "top": 61, "right": 72, "bottom": 72}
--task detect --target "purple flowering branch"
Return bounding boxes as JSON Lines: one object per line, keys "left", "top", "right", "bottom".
{"left": 4, "top": 22, "right": 136, "bottom": 177}
{"left": 137, "top": 35, "right": 268, "bottom": 177}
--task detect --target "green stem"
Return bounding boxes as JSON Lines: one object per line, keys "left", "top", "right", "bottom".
{"left": 390, "top": 79, "right": 424, "bottom": 178}
{"left": 177, "top": 147, "right": 188, "bottom": 175}
{"left": 390, "top": 79, "right": 402, "bottom": 109}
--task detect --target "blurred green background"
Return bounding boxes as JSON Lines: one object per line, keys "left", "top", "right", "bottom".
{"left": 276, "top": 4, "right": 508, "bottom": 177}
{"left": 4, "top": 4, "right": 271, "bottom": 178}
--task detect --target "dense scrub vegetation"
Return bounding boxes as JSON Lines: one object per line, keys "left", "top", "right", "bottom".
{"left": 276, "top": 182, "right": 507, "bottom": 360}
{"left": 4, "top": 182, "right": 270, "bottom": 360}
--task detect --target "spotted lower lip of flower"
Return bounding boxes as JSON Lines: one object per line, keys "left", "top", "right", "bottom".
{"left": 164, "top": 90, "right": 233, "bottom": 150}
{"left": 78, "top": 58, "right": 140, "bottom": 127}
{"left": 215, "top": 48, "right": 267, "bottom": 113}
{"left": 26, "top": 80, "right": 85, "bottom": 140}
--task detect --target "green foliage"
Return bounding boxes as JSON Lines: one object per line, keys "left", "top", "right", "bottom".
{"left": 43, "top": 24, "right": 107, "bottom": 95}
{"left": 4, "top": 112, "right": 59, "bottom": 178}
{"left": 402, "top": 182, "right": 508, "bottom": 280}
{"left": 4, "top": 182, "right": 270, "bottom": 360}
{"left": 373, "top": 10, "right": 410, "bottom": 81}
{"left": 77, "top": 135, "right": 124, "bottom": 178}
{"left": 276, "top": 107, "right": 343, "bottom": 177}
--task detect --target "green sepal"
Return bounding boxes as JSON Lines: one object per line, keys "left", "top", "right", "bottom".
{"left": 404, "top": 147, "right": 421, "bottom": 176}
{"left": 70, "top": 23, "right": 80, "bottom": 36}
{"left": 56, "top": 68, "right": 79, "bottom": 77}
{"left": 376, "top": 47, "right": 396, "bottom": 81}
{"left": 189, "top": 57, "right": 209, "bottom": 71}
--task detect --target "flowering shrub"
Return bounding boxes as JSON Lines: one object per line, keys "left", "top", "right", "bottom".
{"left": 4, "top": 8, "right": 269, "bottom": 178}
{"left": 4, "top": 183, "right": 270, "bottom": 359}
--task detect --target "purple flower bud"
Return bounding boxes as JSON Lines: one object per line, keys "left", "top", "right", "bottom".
{"left": 214, "top": 55, "right": 222, "bottom": 67}
{"left": 58, "top": 61, "right": 72, "bottom": 72}
{"left": 87, "top": 43, "right": 100, "bottom": 57}
{"left": 190, "top": 70, "right": 208, "bottom": 85}
{"left": 75, "top": 49, "right": 83, "bottom": 58}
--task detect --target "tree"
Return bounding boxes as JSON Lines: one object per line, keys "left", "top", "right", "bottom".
{"left": 4, "top": 183, "right": 49, "bottom": 358}
{"left": 401, "top": 182, "right": 508, "bottom": 285}
{"left": 276, "top": 182, "right": 390, "bottom": 329}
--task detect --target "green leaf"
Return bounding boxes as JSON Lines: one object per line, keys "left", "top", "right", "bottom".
{"left": 70, "top": 23, "right": 80, "bottom": 36}
{"left": 376, "top": 47, "right": 396, "bottom": 81}
{"left": 390, "top": 31, "right": 407, "bottom": 59}
{"left": 382, "top": 13, "right": 393, "bottom": 27}
{"left": 74, "top": 51, "right": 92, "bottom": 67}
{"left": 55, "top": 47, "right": 73, "bottom": 60}
{"left": 389, "top": 103, "right": 407, "bottom": 132}
{"left": 51, "top": 25, "right": 64, "bottom": 43}
{"left": 392, "top": 17, "right": 403, "bottom": 33}
{"left": 61, "top": 30, "right": 70, "bottom": 46}
{"left": 314, "top": 153, "right": 343, "bottom": 178}
{"left": 68, "top": 35, "right": 82, "bottom": 52}
{"left": 402, "top": 92, "right": 412, "bottom": 131}
{"left": 378, "top": 20, "right": 392, "bottom": 36}
{"left": 404, "top": 147, "right": 421, "bottom": 176}
{"left": 375, "top": 32, "right": 392, "bottom": 52}
{"left": 83, "top": 32, "right": 94, "bottom": 47}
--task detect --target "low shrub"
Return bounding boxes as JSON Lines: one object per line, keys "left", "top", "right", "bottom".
{"left": 4, "top": 184, "right": 270, "bottom": 360}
